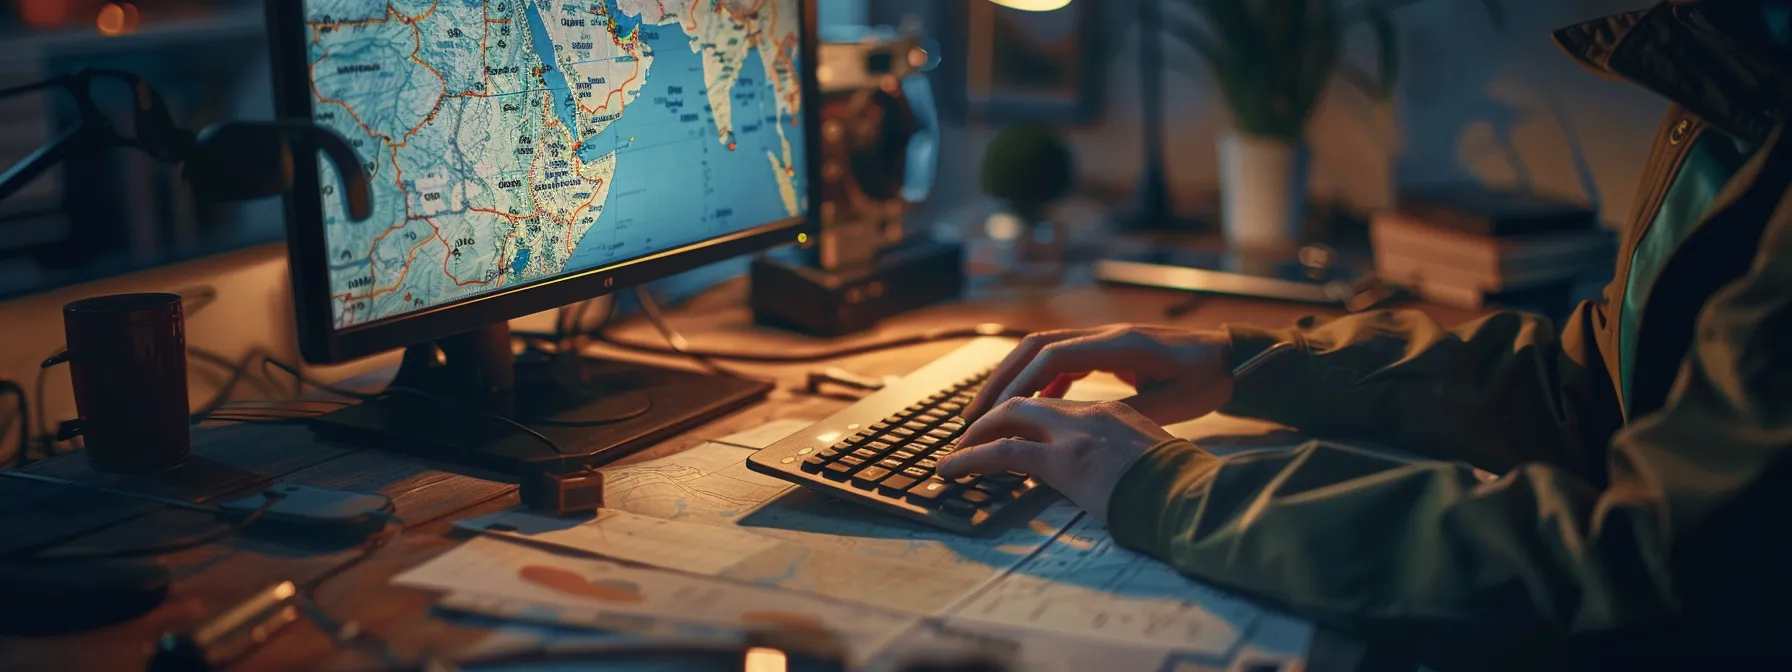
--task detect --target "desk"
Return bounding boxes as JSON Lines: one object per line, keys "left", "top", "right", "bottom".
{"left": 0, "top": 278, "right": 1481, "bottom": 671}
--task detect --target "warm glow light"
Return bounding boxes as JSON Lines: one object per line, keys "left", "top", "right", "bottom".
{"left": 19, "top": 0, "right": 70, "bottom": 28}
{"left": 95, "top": 3, "right": 137, "bottom": 36}
{"left": 796, "top": 232, "right": 808, "bottom": 244}
{"left": 743, "top": 647, "right": 788, "bottom": 672}
{"left": 986, "top": 0, "right": 1073, "bottom": 11}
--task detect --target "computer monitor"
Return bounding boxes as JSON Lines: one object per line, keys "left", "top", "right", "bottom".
{"left": 267, "top": 0, "right": 820, "bottom": 472}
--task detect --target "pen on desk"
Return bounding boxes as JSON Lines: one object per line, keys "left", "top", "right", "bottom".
{"left": 1230, "top": 341, "right": 1296, "bottom": 380}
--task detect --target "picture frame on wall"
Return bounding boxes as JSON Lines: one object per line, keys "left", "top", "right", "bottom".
{"left": 903, "top": 0, "right": 1105, "bottom": 125}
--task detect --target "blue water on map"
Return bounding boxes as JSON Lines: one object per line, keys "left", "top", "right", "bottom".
{"left": 524, "top": 2, "right": 580, "bottom": 134}
{"left": 511, "top": 246, "right": 531, "bottom": 276}
{"left": 513, "top": 0, "right": 804, "bottom": 272}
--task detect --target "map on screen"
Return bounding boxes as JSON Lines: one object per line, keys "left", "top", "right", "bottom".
{"left": 304, "top": 0, "right": 806, "bottom": 328}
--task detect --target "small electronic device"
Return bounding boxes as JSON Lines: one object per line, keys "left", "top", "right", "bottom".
{"left": 217, "top": 484, "right": 393, "bottom": 529}
{"left": 749, "top": 339, "right": 1294, "bottom": 533}
{"left": 268, "top": 0, "right": 823, "bottom": 473}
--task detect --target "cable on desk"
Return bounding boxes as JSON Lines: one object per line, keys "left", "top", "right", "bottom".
{"left": 628, "top": 285, "right": 763, "bottom": 382}
{"left": 0, "top": 379, "right": 27, "bottom": 469}
{"left": 261, "top": 358, "right": 378, "bottom": 401}
{"left": 0, "top": 491, "right": 285, "bottom": 563}
{"left": 294, "top": 507, "right": 406, "bottom": 668}
{"left": 382, "top": 386, "right": 569, "bottom": 455}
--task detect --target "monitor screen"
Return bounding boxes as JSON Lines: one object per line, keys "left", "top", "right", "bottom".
{"left": 301, "top": 0, "right": 808, "bottom": 330}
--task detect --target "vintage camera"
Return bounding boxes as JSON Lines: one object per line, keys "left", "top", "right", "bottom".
{"left": 750, "top": 26, "right": 957, "bottom": 336}
{"left": 810, "top": 25, "right": 939, "bottom": 271}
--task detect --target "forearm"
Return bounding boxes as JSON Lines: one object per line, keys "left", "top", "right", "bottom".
{"left": 1106, "top": 438, "right": 1678, "bottom": 668}
{"left": 1219, "top": 307, "right": 1617, "bottom": 475}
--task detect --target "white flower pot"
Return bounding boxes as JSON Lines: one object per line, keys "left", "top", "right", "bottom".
{"left": 1219, "top": 130, "right": 1310, "bottom": 255}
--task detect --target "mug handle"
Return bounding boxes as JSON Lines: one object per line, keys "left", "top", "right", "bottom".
{"left": 41, "top": 349, "right": 83, "bottom": 439}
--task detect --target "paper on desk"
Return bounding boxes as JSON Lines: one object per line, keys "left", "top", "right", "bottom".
{"left": 944, "top": 514, "right": 1266, "bottom": 654}
{"left": 709, "top": 419, "right": 817, "bottom": 450}
{"left": 456, "top": 508, "right": 782, "bottom": 576}
{"left": 394, "top": 536, "right": 914, "bottom": 665}
{"left": 457, "top": 507, "right": 1001, "bottom": 614}
{"left": 593, "top": 440, "right": 1085, "bottom": 614}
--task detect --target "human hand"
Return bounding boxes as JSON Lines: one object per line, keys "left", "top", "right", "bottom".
{"left": 936, "top": 397, "right": 1176, "bottom": 522}
{"left": 963, "top": 325, "right": 1235, "bottom": 426}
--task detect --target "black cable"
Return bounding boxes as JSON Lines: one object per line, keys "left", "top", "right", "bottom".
{"left": 188, "top": 347, "right": 287, "bottom": 423}
{"left": 0, "top": 380, "right": 27, "bottom": 469}
{"left": 295, "top": 510, "right": 406, "bottom": 667}
{"left": 32, "top": 349, "right": 59, "bottom": 462}
{"left": 261, "top": 358, "right": 377, "bottom": 401}
{"left": 382, "top": 386, "right": 568, "bottom": 455}
{"left": 628, "top": 285, "right": 758, "bottom": 380}
{"left": 0, "top": 492, "right": 284, "bottom": 563}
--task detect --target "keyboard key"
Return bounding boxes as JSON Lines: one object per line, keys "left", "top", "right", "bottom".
{"left": 818, "top": 448, "right": 843, "bottom": 459}
{"left": 824, "top": 462, "right": 853, "bottom": 478}
{"left": 878, "top": 458, "right": 905, "bottom": 470}
{"left": 851, "top": 448, "right": 881, "bottom": 460}
{"left": 906, "top": 478, "right": 952, "bottom": 505}
{"left": 878, "top": 434, "right": 906, "bottom": 446}
{"left": 829, "top": 440, "right": 856, "bottom": 452}
{"left": 877, "top": 474, "right": 918, "bottom": 494}
{"left": 884, "top": 414, "right": 909, "bottom": 424}
{"left": 914, "top": 435, "right": 942, "bottom": 447}
{"left": 838, "top": 455, "right": 866, "bottom": 468}
{"left": 973, "top": 480, "right": 1011, "bottom": 496}
{"left": 926, "top": 428, "right": 957, "bottom": 440}
{"left": 932, "top": 444, "right": 956, "bottom": 456}
{"left": 905, "top": 404, "right": 929, "bottom": 414}
{"left": 852, "top": 430, "right": 878, "bottom": 442}
{"left": 890, "top": 427, "right": 917, "bottom": 438}
{"left": 902, "top": 420, "right": 930, "bottom": 431}
{"left": 936, "top": 402, "right": 964, "bottom": 413}
{"left": 960, "top": 489, "right": 993, "bottom": 504}
{"left": 938, "top": 422, "right": 965, "bottom": 433}
{"left": 852, "top": 467, "right": 891, "bottom": 488}
{"left": 797, "top": 446, "right": 814, "bottom": 456}
{"left": 865, "top": 441, "right": 892, "bottom": 453}
{"left": 870, "top": 422, "right": 893, "bottom": 432}
{"left": 801, "top": 456, "right": 827, "bottom": 472}
{"left": 917, "top": 412, "right": 946, "bottom": 424}
{"left": 901, "top": 466, "right": 931, "bottom": 479}
{"left": 941, "top": 500, "right": 977, "bottom": 517}
{"left": 916, "top": 458, "right": 938, "bottom": 470}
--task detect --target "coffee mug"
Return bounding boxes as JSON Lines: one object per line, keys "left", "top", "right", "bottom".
{"left": 42, "top": 293, "right": 191, "bottom": 473}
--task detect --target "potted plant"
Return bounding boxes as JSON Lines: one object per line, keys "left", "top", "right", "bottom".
{"left": 1163, "top": 0, "right": 1502, "bottom": 255}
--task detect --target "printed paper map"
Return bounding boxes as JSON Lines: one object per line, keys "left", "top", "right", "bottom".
{"left": 431, "top": 436, "right": 1311, "bottom": 668}
{"left": 304, "top": 0, "right": 806, "bottom": 327}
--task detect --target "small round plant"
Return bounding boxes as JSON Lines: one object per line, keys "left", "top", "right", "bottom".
{"left": 981, "top": 123, "right": 1075, "bottom": 222}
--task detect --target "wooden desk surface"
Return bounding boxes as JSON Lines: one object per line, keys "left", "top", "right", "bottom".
{"left": 0, "top": 278, "right": 1480, "bottom": 671}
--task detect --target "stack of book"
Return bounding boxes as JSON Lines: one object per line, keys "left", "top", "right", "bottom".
{"left": 1371, "top": 188, "right": 1615, "bottom": 312}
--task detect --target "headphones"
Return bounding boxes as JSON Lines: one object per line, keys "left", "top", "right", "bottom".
{"left": 0, "top": 68, "right": 372, "bottom": 222}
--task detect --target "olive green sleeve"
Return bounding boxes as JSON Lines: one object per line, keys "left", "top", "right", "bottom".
{"left": 1216, "top": 302, "right": 1620, "bottom": 478}
{"left": 1107, "top": 130, "right": 1792, "bottom": 664}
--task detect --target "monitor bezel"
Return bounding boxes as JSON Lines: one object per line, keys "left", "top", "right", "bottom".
{"left": 267, "top": 0, "right": 822, "bottom": 364}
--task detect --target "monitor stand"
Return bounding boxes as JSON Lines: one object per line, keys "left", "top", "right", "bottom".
{"left": 307, "top": 322, "right": 772, "bottom": 476}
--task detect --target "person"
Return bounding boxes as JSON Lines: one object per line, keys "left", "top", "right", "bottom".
{"left": 936, "top": 1, "right": 1791, "bottom": 668}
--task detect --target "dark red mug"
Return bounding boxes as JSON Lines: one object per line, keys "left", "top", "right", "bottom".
{"left": 43, "top": 293, "right": 191, "bottom": 474}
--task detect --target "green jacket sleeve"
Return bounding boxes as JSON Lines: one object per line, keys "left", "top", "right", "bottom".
{"left": 1109, "top": 136, "right": 1792, "bottom": 664}
{"left": 1215, "top": 303, "right": 1621, "bottom": 479}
